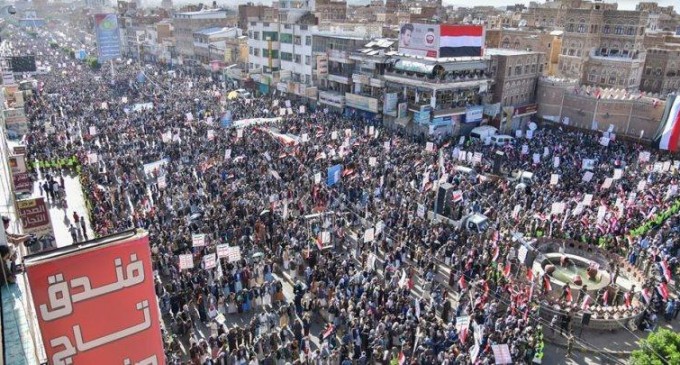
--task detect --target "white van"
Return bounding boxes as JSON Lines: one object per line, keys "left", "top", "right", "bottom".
{"left": 469, "top": 126, "right": 497, "bottom": 141}
{"left": 490, "top": 134, "right": 514, "bottom": 146}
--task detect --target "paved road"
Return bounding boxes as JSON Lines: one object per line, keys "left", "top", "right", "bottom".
{"left": 544, "top": 343, "right": 627, "bottom": 365}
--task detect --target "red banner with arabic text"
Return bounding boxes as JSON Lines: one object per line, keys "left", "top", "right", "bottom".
{"left": 26, "top": 233, "right": 164, "bottom": 365}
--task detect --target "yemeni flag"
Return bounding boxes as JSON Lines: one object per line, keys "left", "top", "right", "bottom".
{"left": 503, "top": 262, "right": 512, "bottom": 278}
{"left": 581, "top": 294, "right": 592, "bottom": 311}
{"left": 641, "top": 287, "right": 652, "bottom": 304}
{"left": 543, "top": 276, "right": 552, "bottom": 292}
{"left": 657, "top": 282, "right": 669, "bottom": 300}
{"left": 659, "top": 260, "right": 672, "bottom": 282}
{"left": 565, "top": 287, "right": 573, "bottom": 303}
{"left": 654, "top": 94, "right": 680, "bottom": 152}
{"left": 624, "top": 292, "right": 632, "bottom": 308}
{"left": 322, "top": 325, "right": 335, "bottom": 340}
{"left": 458, "top": 275, "right": 467, "bottom": 290}
{"left": 527, "top": 270, "right": 534, "bottom": 282}
{"left": 439, "top": 25, "right": 484, "bottom": 57}
{"left": 398, "top": 351, "right": 406, "bottom": 365}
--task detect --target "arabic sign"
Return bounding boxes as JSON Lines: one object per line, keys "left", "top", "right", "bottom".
{"left": 17, "top": 197, "right": 55, "bottom": 253}
{"left": 4, "top": 108, "right": 28, "bottom": 135}
{"left": 192, "top": 234, "right": 206, "bottom": 247}
{"left": 94, "top": 14, "right": 122, "bottom": 61}
{"left": 25, "top": 234, "right": 164, "bottom": 365}
{"left": 12, "top": 172, "right": 32, "bottom": 194}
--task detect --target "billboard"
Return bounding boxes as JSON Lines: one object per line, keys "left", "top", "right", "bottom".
{"left": 345, "top": 93, "right": 379, "bottom": 113}
{"left": 94, "top": 14, "right": 122, "bottom": 61}
{"left": 25, "top": 232, "right": 164, "bottom": 365}
{"left": 383, "top": 93, "right": 398, "bottom": 117}
{"left": 398, "top": 24, "right": 485, "bottom": 58}
{"left": 17, "top": 197, "right": 55, "bottom": 253}
{"left": 10, "top": 154, "right": 32, "bottom": 194}
{"left": 399, "top": 23, "right": 439, "bottom": 58}
{"left": 4, "top": 108, "right": 28, "bottom": 135}
{"left": 465, "top": 106, "right": 484, "bottom": 123}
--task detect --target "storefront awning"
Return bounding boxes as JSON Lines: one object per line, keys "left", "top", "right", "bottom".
{"left": 394, "top": 60, "right": 435, "bottom": 74}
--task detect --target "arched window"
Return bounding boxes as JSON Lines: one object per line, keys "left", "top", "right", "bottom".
{"left": 627, "top": 27, "right": 635, "bottom": 35}
{"left": 514, "top": 40, "right": 521, "bottom": 49}
{"left": 577, "top": 19, "right": 586, "bottom": 33}
{"left": 615, "top": 25, "right": 623, "bottom": 34}
{"left": 603, "top": 25, "right": 610, "bottom": 34}
{"left": 567, "top": 19, "right": 575, "bottom": 32}
{"left": 502, "top": 38, "right": 510, "bottom": 48}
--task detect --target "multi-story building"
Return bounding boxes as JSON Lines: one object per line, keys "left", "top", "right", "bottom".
{"left": 238, "top": 3, "right": 271, "bottom": 31}
{"left": 381, "top": 55, "right": 492, "bottom": 136}
{"left": 315, "top": 0, "right": 347, "bottom": 23}
{"left": 343, "top": 39, "right": 393, "bottom": 120}
{"left": 522, "top": 0, "right": 617, "bottom": 29}
{"left": 487, "top": 48, "right": 545, "bottom": 131}
{"left": 557, "top": 8, "right": 649, "bottom": 90}
{"left": 193, "top": 27, "right": 242, "bottom": 66}
{"left": 640, "top": 48, "right": 680, "bottom": 97}
{"left": 172, "top": 8, "right": 237, "bottom": 62}
{"left": 486, "top": 28, "right": 562, "bottom": 76}
{"left": 314, "top": 34, "right": 370, "bottom": 113}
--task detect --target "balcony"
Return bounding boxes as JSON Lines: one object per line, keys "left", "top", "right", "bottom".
{"left": 589, "top": 48, "right": 643, "bottom": 62}
{"left": 327, "top": 73, "right": 351, "bottom": 84}
{"left": 384, "top": 71, "right": 491, "bottom": 91}
{"left": 327, "top": 49, "right": 353, "bottom": 64}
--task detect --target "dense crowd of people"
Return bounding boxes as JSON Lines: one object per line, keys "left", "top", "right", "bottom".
{"left": 6, "top": 22, "right": 679, "bottom": 365}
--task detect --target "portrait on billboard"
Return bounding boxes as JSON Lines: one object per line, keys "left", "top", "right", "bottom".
{"left": 398, "top": 24, "right": 440, "bottom": 58}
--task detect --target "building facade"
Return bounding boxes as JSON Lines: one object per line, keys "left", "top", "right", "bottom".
{"left": 172, "top": 8, "right": 237, "bottom": 62}
{"left": 557, "top": 9, "right": 649, "bottom": 90}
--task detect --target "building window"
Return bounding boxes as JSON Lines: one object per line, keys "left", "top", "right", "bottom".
{"left": 508, "top": 66, "right": 512, "bottom": 76}
{"left": 306, "top": 36, "right": 312, "bottom": 46}
{"left": 502, "top": 38, "right": 510, "bottom": 48}
{"left": 305, "top": 74, "right": 311, "bottom": 84}
{"left": 280, "top": 33, "right": 293, "bottom": 43}
{"left": 626, "top": 27, "right": 635, "bottom": 35}
{"left": 253, "top": 31, "right": 260, "bottom": 40}
{"left": 254, "top": 48, "right": 260, "bottom": 57}
{"left": 294, "top": 36, "right": 302, "bottom": 45}
{"left": 263, "top": 31, "right": 278, "bottom": 41}
{"left": 295, "top": 54, "right": 302, "bottom": 63}
{"left": 577, "top": 23, "right": 586, "bottom": 33}
{"left": 567, "top": 23, "right": 574, "bottom": 32}
{"left": 281, "top": 52, "right": 293, "bottom": 61}
{"left": 249, "top": 47, "right": 253, "bottom": 55}
{"left": 305, "top": 55, "right": 310, "bottom": 65}
{"left": 615, "top": 26, "right": 623, "bottom": 34}
{"left": 515, "top": 66, "right": 522, "bottom": 75}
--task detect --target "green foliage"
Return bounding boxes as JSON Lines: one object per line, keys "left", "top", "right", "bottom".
{"left": 630, "top": 198, "right": 680, "bottom": 237}
{"left": 85, "top": 57, "right": 100, "bottom": 70}
{"left": 631, "top": 329, "right": 680, "bottom": 365}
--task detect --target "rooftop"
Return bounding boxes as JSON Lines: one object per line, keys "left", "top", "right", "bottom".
{"left": 485, "top": 48, "right": 540, "bottom": 56}
{"left": 194, "top": 27, "right": 237, "bottom": 36}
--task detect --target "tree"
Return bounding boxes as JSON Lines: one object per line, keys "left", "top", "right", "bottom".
{"left": 631, "top": 329, "right": 680, "bottom": 365}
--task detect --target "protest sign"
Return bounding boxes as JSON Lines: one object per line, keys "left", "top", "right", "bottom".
{"left": 550, "top": 174, "right": 559, "bottom": 185}
{"left": 179, "top": 254, "right": 194, "bottom": 270}
{"left": 582, "top": 171, "right": 593, "bottom": 182}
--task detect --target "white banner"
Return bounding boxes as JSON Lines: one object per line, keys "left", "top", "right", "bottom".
{"left": 179, "top": 254, "right": 194, "bottom": 270}
{"left": 192, "top": 234, "right": 206, "bottom": 247}
{"left": 203, "top": 253, "right": 217, "bottom": 269}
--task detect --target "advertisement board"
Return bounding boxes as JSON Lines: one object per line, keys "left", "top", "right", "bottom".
{"left": 316, "top": 55, "right": 328, "bottom": 77}
{"left": 25, "top": 232, "right": 164, "bottom": 365}
{"left": 398, "top": 24, "right": 485, "bottom": 58}
{"left": 398, "top": 23, "right": 440, "bottom": 57}
{"left": 17, "top": 197, "right": 55, "bottom": 253}
{"left": 345, "top": 93, "right": 379, "bottom": 113}
{"left": 383, "top": 93, "right": 398, "bottom": 116}
{"left": 465, "top": 106, "right": 484, "bottom": 123}
{"left": 397, "top": 102, "right": 408, "bottom": 119}
{"left": 4, "top": 108, "right": 28, "bottom": 135}
{"left": 94, "top": 14, "right": 122, "bottom": 61}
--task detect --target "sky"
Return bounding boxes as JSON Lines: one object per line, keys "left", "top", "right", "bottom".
{"left": 159, "top": 0, "right": 677, "bottom": 11}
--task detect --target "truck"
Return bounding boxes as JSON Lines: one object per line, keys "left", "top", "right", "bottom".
{"left": 430, "top": 212, "right": 490, "bottom": 233}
